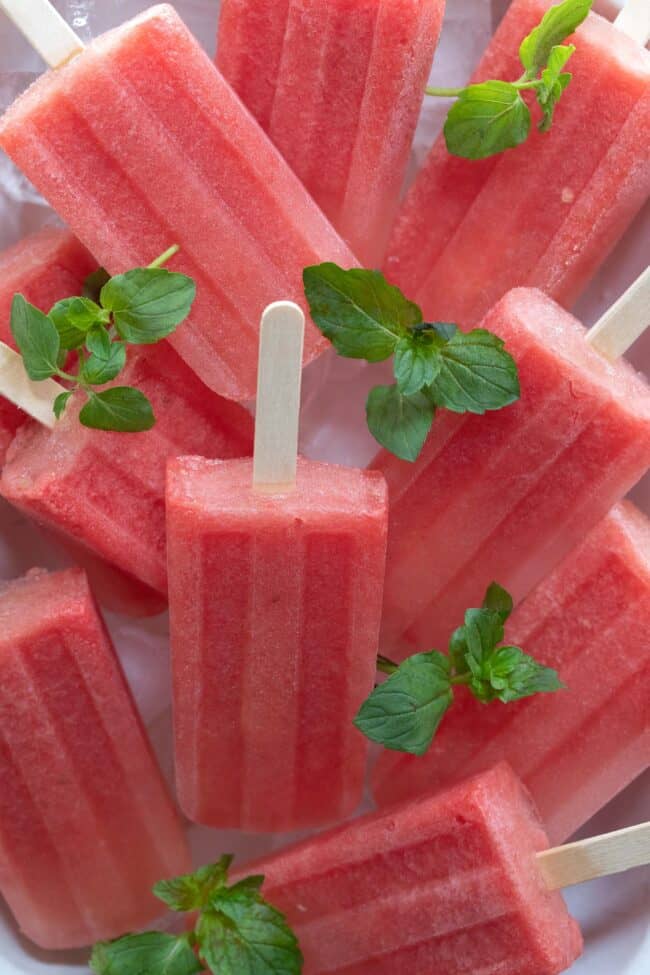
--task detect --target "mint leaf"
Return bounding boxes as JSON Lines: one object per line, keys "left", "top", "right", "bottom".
{"left": 444, "top": 81, "right": 531, "bottom": 160}
{"left": 476, "top": 645, "right": 565, "bottom": 703}
{"left": 81, "top": 331, "right": 127, "bottom": 386}
{"left": 432, "top": 329, "right": 520, "bottom": 414}
{"left": 83, "top": 267, "right": 111, "bottom": 303}
{"left": 100, "top": 268, "right": 196, "bottom": 344}
{"left": 519, "top": 0, "right": 591, "bottom": 77}
{"left": 154, "top": 857, "right": 233, "bottom": 913}
{"left": 354, "top": 651, "right": 453, "bottom": 755}
{"left": 366, "top": 384, "right": 435, "bottom": 462}
{"left": 537, "top": 44, "right": 574, "bottom": 131}
{"left": 463, "top": 608, "right": 506, "bottom": 679}
{"left": 482, "top": 582, "right": 514, "bottom": 623}
{"left": 79, "top": 388, "right": 155, "bottom": 433}
{"left": 303, "top": 264, "right": 421, "bottom": 362}
{"left": 53, "top": 391, "right": 73, "bottom": 420}
{"left": 49, "top": 296, "right": 108, "bottom": 350}
{"left": 393, "top": 335, "right": 441, "bottom": 396}
{"left": 90, "top": 932, "right": 201, "bottom": 975}
{"left": 198, "top": 885, "right": 303, "bottom": 975}
{"left": 10, "top": 295, "right": 60, "bottom": 381}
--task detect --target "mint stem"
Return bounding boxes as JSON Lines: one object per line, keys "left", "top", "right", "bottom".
{"left": 425, "top": 86, "right": 466, "bottom": 98}
{"left": 377, "top": 654, "right": 400, "bottom": 676}
{"left": 148, "top": 244, "right": 180, "bottom": 270}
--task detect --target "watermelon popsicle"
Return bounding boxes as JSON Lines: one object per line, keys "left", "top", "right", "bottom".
{"left": 217, "top": 0, "right": 445, "bottom": 267}
{"left": 0, "top": 567, "right": 190, "bottom": 949}
{"left": 373, "top": 502, "right": 650, "bottom": 844}
{"left": 384, "top": 0, "right": 650, "bottom": 325}
{"left": 167, "top": 303, "right": 388, "bottom": 832}
{"left": 234, "top": 763, "right": 586, "bottom": 974}
{"left": 0, "top": 1, "right": 358, "bottom": 402}
{"left": 0, "top": 340, "right": 254, "bottom": 597}
{"left": 375, "top": 273, "right": 650, "bottom": 655}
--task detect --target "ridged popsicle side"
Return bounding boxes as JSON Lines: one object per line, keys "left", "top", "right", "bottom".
{"left": 384, "top": 0, "right": 650, "bottom": 324}
{"left": 0, "top": 4, "right": 356, "bottom": 401}
{"left": 0, "top": 343, "right": 254, "bottom": 594}
{"left": 239, "top": 764, "right": 583, "bottom": 974}
{"left": 167, "top": 456, "right": 387, "bottom": 832}
{"left": 218, "top": 0, "right": 444, "bottom": 267}
{"left": 0, "top": 568, "right": 190, "bottom": 949}
{"left": 373, "top": 503, "right": 650, "bottom": 843}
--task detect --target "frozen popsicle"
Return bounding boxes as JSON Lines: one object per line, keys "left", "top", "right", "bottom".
{"left": 0, "top": 567, "right": 190, "bottom": 949}
{"left": 167, "top": 303, "right": 388, "bottom": 832}
{"left": 0, "top": 339, "right": 254, "bottom": 596}
{"left": 373, "top": 501, "right": 650, "bottom": 843}
{"left": 217, "top": 0, "right": 445, "bottom": 267}
{"left": 0, "top": 1, "right": 358, "bottom": 401}
{"left": 0, "top": 227, "right": 95, "bottom": 461}
{"left": 234, "top": 763, "right": 584, "bottom": 974}
{"left": 374, "top": 279, "right": 650, "bottom": 654}
{"left": 384, "top": 0, "right": 650, "bottom": 325}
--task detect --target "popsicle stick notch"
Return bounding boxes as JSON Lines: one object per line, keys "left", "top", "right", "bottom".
{"left": 0, "top": 341, "right": 66, "bottom": 430}
{"left": 253, "top": 302, "right": 305, "bottom": 491}
{"left": 586, "top": 265, "right": 650, "bottom": 361}
{"left": 615, "top": 0, "right": 650, "bottom": 46}
{"left": 0, "top": 0, "right": 84, "bottom": 69}
{"left": 537, "top": 822, "right": 650, "bottom": 891}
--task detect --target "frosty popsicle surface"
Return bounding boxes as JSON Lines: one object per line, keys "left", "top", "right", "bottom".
{"left": 373, "top": 286, "right": 650, "bottom": 654}
{"left": 236, "top": 762, "right": 583, "bottom": 974}
{"left": 217, "top": 0, "right": 445, "bottom": 267}
{"left": 0, "top": 567, "right": 190, "bottom": 949}
{"left": 0, "top": 3, "right": 357, "bottom": 401}
{"left": 373, "top": 502, "right": 650, "bottom": 844}
{"left": 384, "top": 0, "right": 650, "bottom": 324}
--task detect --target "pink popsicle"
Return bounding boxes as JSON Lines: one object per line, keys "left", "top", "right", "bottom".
{"left": 0, "top": 227, "right": 95, "bottom": 462}
{"left": 0, "top": 567, "right": 190, "bottom": 949}
{"left": 385, "top": 0, "right": 650, "bottom": 324}
{"left": 373, "top": 287, "right": 650, "bottom": 654}
{"left": 217, "top": 0, "right": 445, "bottom": 267}
{"left": 373, "top": 502, "right": 650, "bottom": 844}
{"left": 1, "top": 343, "right": 254, "bottom": 596}
{"left": 0, "top": 4, "right": 357, "bottom": 401}
{"left": 237, "top": 762, "right": 583, "bottom": 974}
{"left": 167, "top": 456, "right": 388, "bottom": 832}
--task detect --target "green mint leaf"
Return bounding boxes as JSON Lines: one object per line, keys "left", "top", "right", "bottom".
{"left": 366, "top": 384, "right": 435, "bottom": 462}
{"left": 154, "top": 856, "right": 233, "bottom": 913}
{"left": 393, "top": 335, "right": 441, "bottom": 396}
{"left": 90, "top": 932, "right": 201, "bottom": 975}
{"left": 431, "top": 328, "right": 520, "bottom": 414}
{"left": 53, "top": 390, "right": 73, "bottom": 420}
{"left": 303, "top": 264, "right": 421, "bottom": 362}
{"left": 79, "top": 388, "right": 155, "bottom": 433}
{"left": 198, "top": 885, "right": 303, "bottom": 975}
{"left": 354, "top": 651, "right": 453, "bottom": 755}
{"left": 49, "top": 296, "right": 108, "bottom": 350}
{"left": 81, "top": 334, "right": 127, "bottom": 386}
{"left": 482, "top": 582, "right": 514, "bottom": 623}
{"left": 100, "top": 268, "right": 196, "bottom": 345}
{"left": 10, "top": 295, "right": 60, "bottom": 380}
{"left": 443, "top": 81, "right": 531, "bottom": 161}
{"left": 537, "top": 44, "right": 574, "bottom": 131}
{"left": 479, "top": 645, "right": 565, "bottom": 703}
{"left": 83, "top": 267, "right": 111, "bottom": 303}
{"left": 519, "top": 0, "right": 591, "bottom": 77}
{"left": 448, "top": 625, "right": 470, "bottom": 676}
{"left": 463, "top": 608, "right": 505, "bottom": 678}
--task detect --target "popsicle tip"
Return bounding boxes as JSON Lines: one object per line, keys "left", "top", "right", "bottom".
{"left": 0, "top": 0, "right": 85, "bottom": 70}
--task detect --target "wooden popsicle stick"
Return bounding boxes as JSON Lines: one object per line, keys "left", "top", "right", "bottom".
{"left": 586, "top": 265, "right": 650, "bottom": 361}
{"left": 0, "top": 0, "right": 84, "bottom": 69}
{"left": 615, "top": 0, "right": 650, "bottom": 46}
{"left": 0, "top": 342, "right": 65, "bottom": 430}
{"left": 537, "top": 822, "right": 650, "bottom": 891}
{"left": 253, "top": 302, "right": 305, "bottom": 491}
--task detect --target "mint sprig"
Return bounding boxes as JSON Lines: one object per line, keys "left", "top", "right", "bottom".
{"left": 426, "top": 0, "right": 593, "bottom": 159}
{"left": 90, "top": 856, "right": 303, "bottom": 975}
{"left": 304, "top": 264, "right": 519, "bottom": 461}
{"left": 354, "top": 584, "right": 564, "bottom": 756}
{"left": 10, "top": 245, "right": 195, "bottom": 433}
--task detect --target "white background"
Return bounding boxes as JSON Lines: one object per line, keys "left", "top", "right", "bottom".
{"left": 0, "top": 1, "right": 647, "bottom": 972}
